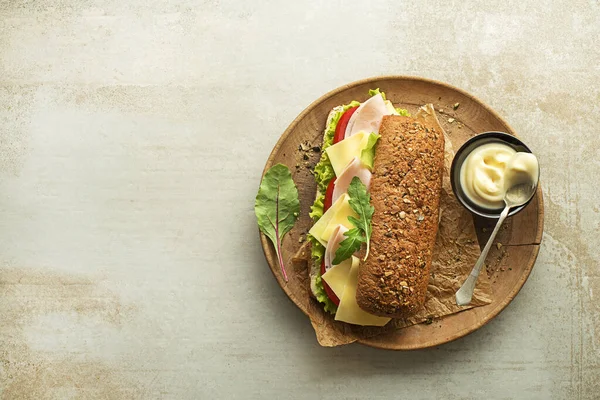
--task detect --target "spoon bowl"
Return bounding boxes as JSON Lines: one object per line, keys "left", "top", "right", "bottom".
{"left": 504, "top": 182, "right": 537, "bottom": 207}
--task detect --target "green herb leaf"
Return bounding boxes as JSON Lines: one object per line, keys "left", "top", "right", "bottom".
{"left": 255, "top": 164, "right": 300, "bottom": 282}
{"left": 347, "top": 177, "right": 375, "bottom": 260}
{"left": 360, "top": 132, "right": 380, "bottom": 170}
{"left": 332, "top": 228, "right": 365, "bottom": 265}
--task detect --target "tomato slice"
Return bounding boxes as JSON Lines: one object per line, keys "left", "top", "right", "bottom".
{"left": 321, "top": 177, "right": 339, "bottom": 306}
{"left": 323, "top": 178, "right": 336, "bottom": 212}
{"left": 320, "top": 105, "right": 358, "bottom": 308}
{"left": 321, "top": 259, "right": 340, "bottom": 306}
{"left": 332, "top": 106, "right": 359, "bottom": 144}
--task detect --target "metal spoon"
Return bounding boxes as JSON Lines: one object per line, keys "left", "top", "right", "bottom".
{"left": 455, "top": 182, "right": 538, "bottom": 306}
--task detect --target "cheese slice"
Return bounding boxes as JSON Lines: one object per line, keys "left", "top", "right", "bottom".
{"left": 334, "top": 260, "right": 391, "bottom": 326}
{"left": 320, "top": 196, "right": 358, "bottom": 243}
{"left": 385, "top": 100, "right": 400, "bottom": 115}
{"left": 325, "top": 131, "right": 370, "bottom": 177}
{"left": 308, "top": 193, "right": 350, "bottom": 246}
{"left": 322, "top": 256, "right": 357, "bottom": 299}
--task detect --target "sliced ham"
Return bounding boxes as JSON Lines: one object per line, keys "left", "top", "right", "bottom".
{"left": 345, "top": 94, "right": 392, "bottom": 138}
{"left": 324, "top": 225, "right": 349, "bottom": 272}
{"left": 332, "top": 157, "right": 372, "bottom": 204}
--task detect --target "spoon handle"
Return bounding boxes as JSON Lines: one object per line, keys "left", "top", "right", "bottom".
{"left": 456, "top": 205, "right": 510, "bottom": 306}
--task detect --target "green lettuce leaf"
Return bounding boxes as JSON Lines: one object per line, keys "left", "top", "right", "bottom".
{"left": 395, "top": 107, "right": 410, "bottom": 116}
{"left": 308, "top": 233, "right": 325, "bottom": 260}
{"left": 307, "top": 234, "right": 337, "bottom": 314}
{"left": 360, "top": 132, "right": 380, "bottom": 170}
{"left": 313, "top": 101, "right": 360, "bottom": 193}
{"left": 308, "top": 193, "right": 324, "bottom": 221}
{"left": 315, "top": 273, "right": 337, "bottom": 314}
{"left": 368, "top": 88, "right": 386, "bottom": 100}
{"left": 313, "top": 155, "right": 336, "bottom": 194}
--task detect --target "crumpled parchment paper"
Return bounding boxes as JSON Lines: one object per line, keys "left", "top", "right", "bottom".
{"left": 291, "top": 104, "right": 492, "bottom": 347}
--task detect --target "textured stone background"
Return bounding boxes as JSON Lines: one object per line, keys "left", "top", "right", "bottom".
{"left": 1, "top": 1, "right": 598, "bottom": 399}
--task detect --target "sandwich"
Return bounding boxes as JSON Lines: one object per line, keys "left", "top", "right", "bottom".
{"left": 307, "top": 89, "right": 445, "bottom": 326}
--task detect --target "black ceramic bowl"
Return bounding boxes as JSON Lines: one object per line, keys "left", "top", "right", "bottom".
{"left": 450, "top": 131, "right": 538, "bottom": 219}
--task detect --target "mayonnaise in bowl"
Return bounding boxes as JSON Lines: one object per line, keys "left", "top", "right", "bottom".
{"left": 459, "top": 142, "right": 539, "bottom": 210}
{"left": 503, "top": 152, "right": 540, "bottom": 190}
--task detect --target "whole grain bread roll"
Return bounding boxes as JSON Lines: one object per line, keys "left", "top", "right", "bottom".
{"left": 355, "top": 115, "right": 445, "bottom": 318}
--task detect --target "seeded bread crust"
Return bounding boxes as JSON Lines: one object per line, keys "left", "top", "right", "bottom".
{"left": 355, "top": 115, "right": 445, "bottom": 318}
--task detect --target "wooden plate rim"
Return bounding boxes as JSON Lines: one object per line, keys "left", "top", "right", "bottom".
{"left": 259, "top": 75, "right": 544, "bottom": 350}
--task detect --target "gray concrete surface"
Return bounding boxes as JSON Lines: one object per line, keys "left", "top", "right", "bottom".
{"left": 0, "top": 1, "right": 599, "bottom": 399}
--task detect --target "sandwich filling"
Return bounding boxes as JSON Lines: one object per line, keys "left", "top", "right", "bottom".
{"left": 307, "top": 89, "right": 409, "bottom": 325}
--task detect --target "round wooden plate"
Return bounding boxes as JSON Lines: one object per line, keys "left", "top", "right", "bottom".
{"left": 259, "top": 76, "right": 544, "bottom": 350}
